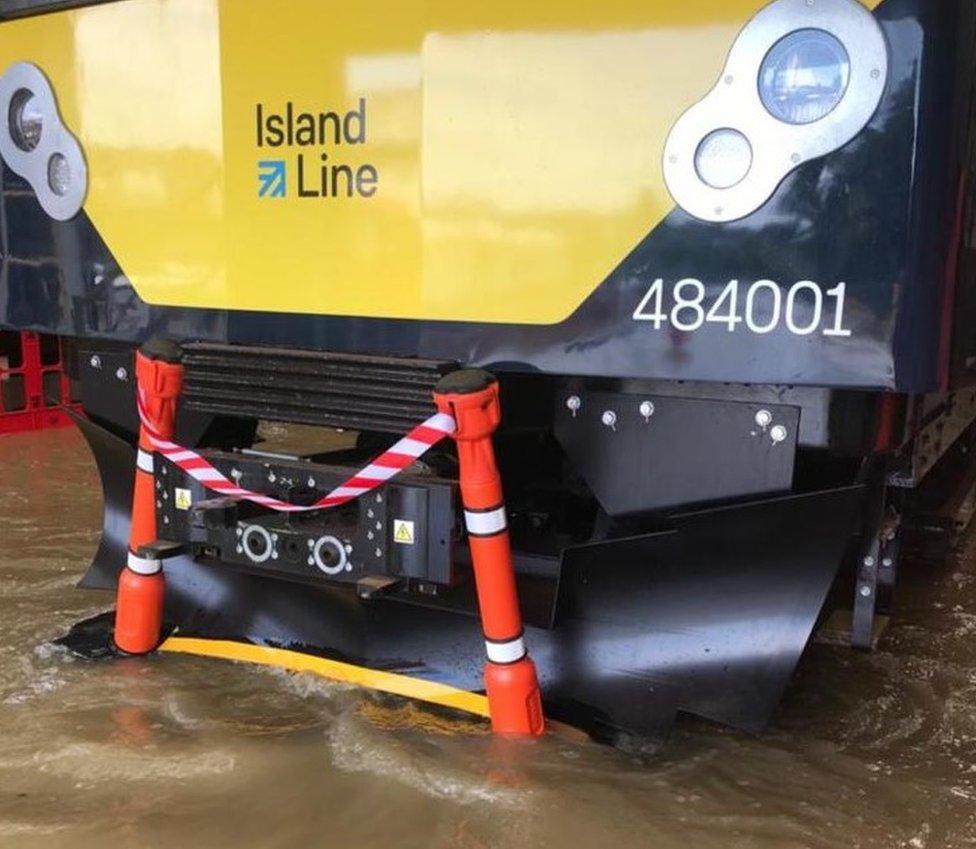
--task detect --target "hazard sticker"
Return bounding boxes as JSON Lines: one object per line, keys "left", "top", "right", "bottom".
{"left": 393, "top": 519, "right": 415, "bottom": 545}
{"left": 174, "top": 488, "right": 193, "bottom": 511}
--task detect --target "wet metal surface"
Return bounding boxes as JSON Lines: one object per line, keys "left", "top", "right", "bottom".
{"left": 1, "top": 427, "right": 975, "bottom": 848}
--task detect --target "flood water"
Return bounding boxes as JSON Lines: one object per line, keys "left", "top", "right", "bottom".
{"left": 1, "top": 426, "right": 974, "bottom": 848}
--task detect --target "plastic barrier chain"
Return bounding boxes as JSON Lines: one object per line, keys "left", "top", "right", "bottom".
{"left": 137, "top": 388, "right": 456, "bottom": 512}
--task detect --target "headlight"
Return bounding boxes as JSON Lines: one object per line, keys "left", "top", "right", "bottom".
{"left": 663, "top": 0, "right": 887, "bottom": 224}
{"left": 0, "top": 63, "right": 87, "bottom": 221}
{"left": 759, "top": 29, "right": 851, "bottom": 125}
{"left": 8, "top": 88, "right": 43, "bottom": 151}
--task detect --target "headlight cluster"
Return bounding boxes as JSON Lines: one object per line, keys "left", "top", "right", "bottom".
{"left": 0, "top": 62, "right": 87, "bottom": 221}
{"left": 663, "top": 0, "right": 887, "bottom": 223}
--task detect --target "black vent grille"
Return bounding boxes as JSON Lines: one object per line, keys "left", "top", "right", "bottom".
{"left": 182, "top": 343, "right": 456, "bottom": 433}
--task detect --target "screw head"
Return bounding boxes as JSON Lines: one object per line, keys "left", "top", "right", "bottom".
{"left": 755, "top": 409, "right": 773, "bottom": 428}
{"left": 859, "top": 584, "right": 872, "bottom": 597}
{"left": 115, "top": 366, "right": 128, "bottom": 381}
{"left": 89, "top": 355, "right": 101, "bottom": 369}
{"left": 863, "top": 556, "right": 875, "bottom": 567}
{"left": 639, "top": 400, "right": 655, "bottom": 420}
{"left": 770, "top": 424, "right": 788, "bottom": 443}
{"left": 307, "top": 477, "right": 316, "bottom": 488}
{"left": 601, "top": 410, "right": 617, "bottom": 429}
{"left": 566, "top": 395, "right": 581, "bottom": 413}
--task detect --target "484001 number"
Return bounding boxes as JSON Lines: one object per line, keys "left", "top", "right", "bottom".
{"left": 632, "top": 278, "right": 852, "bottom": 337}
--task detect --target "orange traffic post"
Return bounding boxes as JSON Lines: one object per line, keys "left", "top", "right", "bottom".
{"left": 113, "top": 340, "right": 183, "bottom": 654}
{"left": 433, "top": 369, "right": 545, "bottom": 737}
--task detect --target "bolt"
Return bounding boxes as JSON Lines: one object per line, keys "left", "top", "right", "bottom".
{"left": 89, "top": 355, "right": 101, "bottom": 369}
{"left": 882, "top": 557, "right": 893, "bottom": 568}
{"left": 367, "top": 509, "right": 374, "bottom": 519}
{"left": 236, "top": 544, "right": 243, "bottom": 554}
{"left": 271, "top": 550, "right": 278, "bottom": 560}
{"left": 346, "top": 563, "right": 353, "bottom": 572}
{"left": 271, "top": 533, "right": 278, "bottom": 542}
{"left": 236, "top": 527, "right": 243, "bottom": 537}
{"left": 367, "top": 531, "right": 374, "bottom": 540}
{"left": 770, "top": 424, "right": 788, "bottom": 443}
{"left": 307, "top": 556, "right": 314, "bottom": 566}
{"left": 755, "top": 409, "right": 773, "bottom": 429}
{"left": 375, "top": 547, "right": 382, "bottom": 557}
{"left": 863, "top": 556, "right": 875, "bottom": 567}
{"left": 156, "top": 500, "right": 162, "bottom": 509}
{"left": 639, "top": 400, "right": 655, "bottom": 422}
{"left": 601, "top": 410, "right": 617, "bottom": 430}
{"left": 376, "top": 494, "right": 383, "bottom": 503}
{"left": 307, "top": 476, "right": 316, "bottom": 488}
{"left": 115, "top": 366, "right": 128, "bottom": 381}
{"left": 344, "top": 544, "right": 353, "bottom": 554}
{"left": 566, "top": 395, "right": 581, "bottom": 416}
{"left": 307, "top": 538, "right": 314, "bottom": 548}
{"left": 375, "top": 521, "right": 382, "bottom": 531}
{"left": 267, "top": 470, "right": 276, "bottom": 483}
{"left": 859, "top": 585, "right": 872, "bottom": 597}
{"left": 163, "top": 515, "right": 169, "bottom": 525}
{"left": 231, "top": 468, "right": 241, "bottom": 481}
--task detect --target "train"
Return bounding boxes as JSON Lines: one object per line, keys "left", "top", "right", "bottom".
{"left": 1, "top": 0, "right": 974, "bottom": 743}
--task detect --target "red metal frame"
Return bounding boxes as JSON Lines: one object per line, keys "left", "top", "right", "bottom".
{"left": 0, "top": 331, "right": 80, "bottom": 435}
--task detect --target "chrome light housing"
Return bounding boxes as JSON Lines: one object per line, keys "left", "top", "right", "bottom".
{"left": 0, "top": 62, "right": 87, "bottom": 221}
{"left": 663, "top": 0, "right": 887, "bottom": 223}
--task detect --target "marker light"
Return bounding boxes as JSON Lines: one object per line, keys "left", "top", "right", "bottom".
{"left": 759, "top": 29, "right": 851, "bottom": 125}
{"left": 47, "top": 152, "right": 70, "bottom": 196}
{"left": 695, "top": 129, "right": 753, "bottom": 189}
{"left": 9, "top": 88, "right": 42, "bottom": 151}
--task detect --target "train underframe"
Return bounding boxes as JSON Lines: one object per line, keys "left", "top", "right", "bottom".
{"left": 61, "top": 339, "right": 976, "bottom": 743}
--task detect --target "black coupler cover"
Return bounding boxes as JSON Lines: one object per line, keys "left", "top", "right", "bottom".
{"left": 71, "top": 413, "right": 862, "bottom": 741}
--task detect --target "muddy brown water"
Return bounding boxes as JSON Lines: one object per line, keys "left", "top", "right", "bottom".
{"left": 1, "top": 427, "right": 975, "bottom": 848}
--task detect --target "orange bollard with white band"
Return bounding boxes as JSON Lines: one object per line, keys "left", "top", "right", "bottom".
{"left": 433, "top": 370, "right": 545, "bottom": 737}
{"left": 113, "top": 340, "right": 184, "bottom": 654}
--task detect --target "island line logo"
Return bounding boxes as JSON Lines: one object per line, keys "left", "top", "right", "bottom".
{"left": 255, "top": 99, "right": 379, "bottom": 199}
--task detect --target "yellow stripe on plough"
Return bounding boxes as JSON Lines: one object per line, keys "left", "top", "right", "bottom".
{"left": 159, "top": 636, "right": 491, "bottom": 719}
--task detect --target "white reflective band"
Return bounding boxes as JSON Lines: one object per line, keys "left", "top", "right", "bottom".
{"left": 127, "top": 550, "right": 161, "bottom": 575}
{"left": 328, "top": 485, "right": 371, "bottom": 499}
{"left": 194, "top": 468, "right": 229, "bottom": 482}
{"left": 485, "top": 636, "right": 526, "bottom": 664}
{"left": 464, "top": 506, "right": 507, "bottom": 536}
{"left": 136, "top": 449, "right": 154, "bottom": 474}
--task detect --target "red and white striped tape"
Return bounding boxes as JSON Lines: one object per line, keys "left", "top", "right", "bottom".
{"left": 136, "top": 389, "right": 455, "bottom": 513}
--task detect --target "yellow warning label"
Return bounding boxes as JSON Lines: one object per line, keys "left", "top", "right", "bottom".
{"left": 393, "top": 519, "right": 415, "bottom": 545}
{"left": 174, "top": 488, "right": 193, "bottom": 511}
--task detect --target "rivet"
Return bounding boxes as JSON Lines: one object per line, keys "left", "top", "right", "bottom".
{"left": 859, "top": 585, "right": 872, "bottom": 597}
{"left": 639, "top": 400, "right": 655, "bottom": 422}
{"left": 307, "top": 476, "right": 316, "bottom": 488}
{"left": 375, "top": 547, "right": 382, "bottom": 557}
{"left": 601, "top": 410, "right": 617, "bottom": 430}
{"left": 566, "top": 395, "right": 581, "bottom": 416}
{"left": 755, "top": 409, "right": 773, "bottom": 429}
{"left": 307, "top": 556, "right": 314, "bottom": 566}
{"left": 267, "top": 471, "right": 276, "bottom": 483}
{"left": 89, "top": 355, "right": 101, "bottom": 369}
{"left": 115, "top": 367, "right": 127, "bottom": 381}
{"left": 863, "top": 556, "right": 875, "bottom": 567}
{"left": 770, "top": 424, "right": 788, "bottom": 443}
{"left": 882, "top": 558, "right": 892, "bottom": 568}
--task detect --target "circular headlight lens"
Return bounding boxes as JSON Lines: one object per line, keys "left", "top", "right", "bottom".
{"left": 759, "top": 29, "right": 850, "bottom": 125}
{"left": 8, "top": 88, "right": 43, "bottom": 151}
{"left": 695, "top": 128, "right": 753, "bottom": 189}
